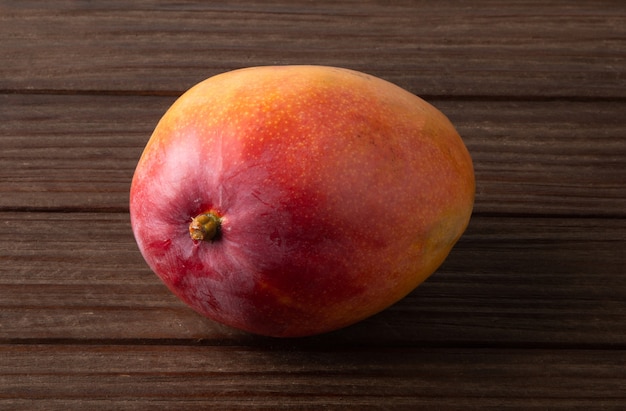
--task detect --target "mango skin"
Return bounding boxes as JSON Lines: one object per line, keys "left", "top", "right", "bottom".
{"left": 130, "top": 65, "right": 475, "bottom": 337}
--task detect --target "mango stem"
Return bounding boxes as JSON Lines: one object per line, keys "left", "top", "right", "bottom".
{"left": 189, "top": 212, "right": 221, "bottom": 242}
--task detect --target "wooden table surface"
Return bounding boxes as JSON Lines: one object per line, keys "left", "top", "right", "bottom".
{"left": 2, "top": 1, "right": 625, "bottom": 409}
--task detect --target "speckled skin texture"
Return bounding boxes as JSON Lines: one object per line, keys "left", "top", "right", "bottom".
{"left": 130, "top": 65, "right": 475, "bottom": 337}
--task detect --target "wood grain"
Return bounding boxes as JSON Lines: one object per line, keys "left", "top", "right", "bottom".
{"left": 1, "top": 345, "right": 625, "bottom": 410}
{"left": 1, "top": 0, "right": 624, "bottom": 97}
{"left": 1, "top": 212, "right": 624, "bottom": 346}
{"left": 2, "top": 94, "right": 625, "bottom": 215}
{"left": 2, "top": 1, "right": 625, "bottom": 409}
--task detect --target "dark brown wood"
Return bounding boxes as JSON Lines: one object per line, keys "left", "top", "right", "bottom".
{"left": 2, "top": 345, "right": 625, "bottom": 410}
{"left": 1, "top": 0, "right": 625, "bottom": 409}
{"left": 2, "top": 94, "right": 625, "bottom": 216}
{"left": 1, "top": 0, "right": 624, "bottom": 97}
{"left": 1, "top": 212, "right": 625, "bottom": 346}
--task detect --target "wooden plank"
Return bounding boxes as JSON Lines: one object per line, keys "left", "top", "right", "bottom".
{"left": 2, "top": 94, "right": 625, "bottom": 216}
{"left": 1, "top": 345, "right": 624, "bottom": 409}
{"left": 1, "top": 0, "right": 624, "bottom": 97}
{"left": 2, "top": 2, "right": 624, "bottom": 409}
{"left": 0, "top": 94, "right": 167, "bottom": 212}
{"left": 1, "top": 212, "right": 624, "bottom": 346}
{"left": 446, "top": 99, "right": 626, "bottom": 216}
